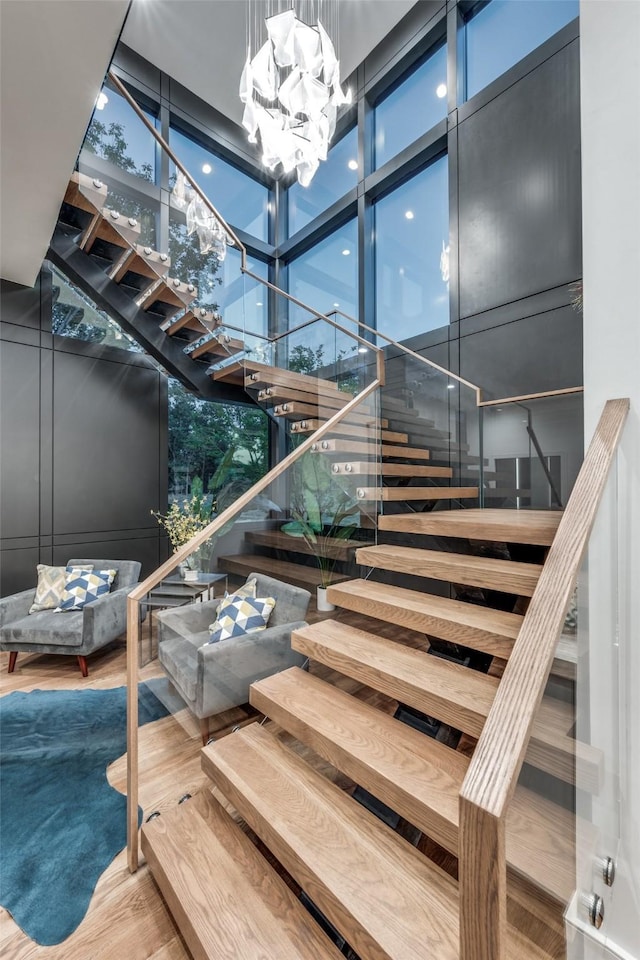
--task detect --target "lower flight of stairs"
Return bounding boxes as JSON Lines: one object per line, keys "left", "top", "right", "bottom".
{"left": 142, "top": 507, "right": 589, "bottom": 960}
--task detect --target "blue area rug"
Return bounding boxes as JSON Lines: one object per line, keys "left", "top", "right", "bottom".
{"left": 0, "top": 683, "right": 169, "bottom": 945}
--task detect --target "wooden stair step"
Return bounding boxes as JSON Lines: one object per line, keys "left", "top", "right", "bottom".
{"left": 356, "top": 486, "right": 478, "bottom": 502}
{"left": 138, "top": 276, "right": 198, "bottom": 312}
{"left": 311, "top": 439, "right": 431, "bottom": 461}
{"left": 378, "top": 508, "right": 562, "bottom": 545}
{"left": 245, "top": 364, "right": 345, "bottom": 396}
{"left": 141, "top": 789, "right": 344, "bottom": 960}
{"left": 257, "top": 385, "right": 354, "bottom": 408}
{"left": 218, "top": 554, "right": 345, "bottom": 589}
{"left": 64, "top": 171, "right": 108, "bottom": 215}
{"left": 331, "top": 461, "right": 452, "bottom": 478}
{"left": 293, "top": 619, "right": 593, "bottom": 787}
{"left": 80, "top": 210, "right": 140, "bottom": 254}
{"left": 211, "top": 359, "right": 265, "bottom": 385}
{"left": 251, "top": 667, "right": 576, "bottom": 904}
{"left": 188, "top": 334, "right": 244, "bottom": 360}
{"left": 290, "top": 420, "right": 407, "bottom": 444}
{"left": 110, "top": 243, "right": 170, "bottom": 284}
{"left": 291, "top": 620, "right": 496, "bottom": 738}
{"left": 273, "top": 401, "right": 387, "bottom": 427}
{"left": 164, "top": 308, "right": 219, "bottom": 338}
{"left": 202, "top": 724, "right": 551, "bottom": 960}
{"left": 327, "top": 578, "right": 522, "bottom": 659}
{"left": 356, "top": 544, "right": 542, "bottom": 596}
{"left": 245, "top": 529, "right": 371, "bottom": 560}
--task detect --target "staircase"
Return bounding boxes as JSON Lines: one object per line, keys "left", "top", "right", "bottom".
{"left": 141, "top": 505, "right": 589, "bottom": 960}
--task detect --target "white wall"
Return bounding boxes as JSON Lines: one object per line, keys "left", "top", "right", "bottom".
{"left": 580, "top": 1, "right": 640, "bottom": 956}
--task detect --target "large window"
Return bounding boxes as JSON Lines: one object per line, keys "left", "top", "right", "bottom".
{"left": 49, "top": 265, "right": 143, "bottom": 352}
{"left": 287, "top": 127, "right": 358, "bottom": 236}
{"left": 462, "top": 0, "right": 579, "bottom": 102}
{"left": 288, "top": 220, "right": 358, "bottom": 324}
{"left": 375, "top": 43, "right": 447, "bottom": 169}
{"left": 170, "top": 127, "right": 269, "bottom": 241}
{"left": 375, "top": 156, "right": 449, "bottom": 342}
{"left": 84, "top": 83, "right": 157, "bottom": 182}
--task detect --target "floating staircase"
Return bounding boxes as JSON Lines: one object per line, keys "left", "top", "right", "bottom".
{"left": 143, "top": 507, "right": 588, "bottom": 960}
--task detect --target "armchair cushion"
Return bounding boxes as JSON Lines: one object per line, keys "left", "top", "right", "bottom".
{"left": 56, "top": 569, "right": 116, "bottom": 611}
{"left": 208, "top": 594, "right": 275, "bottom": 644}
{"left": 29, "top": 564, "right": 94, "bottom": 614}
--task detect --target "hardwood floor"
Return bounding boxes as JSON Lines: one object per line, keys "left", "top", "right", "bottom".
{"left": 0, "top": 599, "right": 378, "bottom": 960}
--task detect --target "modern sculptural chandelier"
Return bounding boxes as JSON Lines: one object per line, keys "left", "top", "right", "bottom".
{"left": 240, "top": 2, "right": 352, "bottom": 187}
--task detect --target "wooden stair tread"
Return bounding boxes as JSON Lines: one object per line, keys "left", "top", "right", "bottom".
{"left": 290, "top": 420, "right": 408, "bottom": 444}
{"left": 291, "top": 619, "right": 497, "bottom": 738}
{"left": 312, "top": 439, "right": 431, "bottom": 460}
{"left": 189, "top": 334, "right": 244, "bottom": 360}
{"left": 251, "top": 667, "right": 576, "bottom": 904}
{"left": 245, "top": 364, "right": 346, "bottom": 395}
{"left": 218, "top": 554, "right": 345, "bottom": 589}
{"left": 356, "top": 486, "right": 479, "bottom": 502}
{"left": 245, "top": 529, "right": 371, "bottom": 560}
{"left": 355, "top": 544, "right": 542, "bottom": 596}
{"left": 257, "top": 385, "right": 353, "bottom": 408}
{"left": 211, "top": 360, "right": 265, "bottom": 384}
{"left": 273, "top": 401, "right": 387, "bottom": 426}
{"left": 330, "top": 461, "right": 452, "bottom": 477}
{"left": 64, "top": 171, "right": 107, "bottom": 214}
{"left": 203, "top": 724, "right": 551, "bottom": 960}
{"left": 327, "top": 578, "right": 523, "bottom": 658}
{"left": 378, "top": 508, "right": 562, "bottom": 545}
{"left": 141, "top": 790, "right": 344, "bottom": 960}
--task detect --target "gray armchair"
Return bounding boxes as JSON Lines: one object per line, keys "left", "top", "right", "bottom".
{"left": 156, "top": 573, "right": 311, "bottom": 743}
{"left": 0, "top": 559, "right": 141, "bottom": 676}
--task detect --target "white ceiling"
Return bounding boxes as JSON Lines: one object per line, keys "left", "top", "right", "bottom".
{"left": 122, "top": 0, "right": 418, "bottom": 125}
{"left": 0, "top": 0, "right": 417, "bottom": 289}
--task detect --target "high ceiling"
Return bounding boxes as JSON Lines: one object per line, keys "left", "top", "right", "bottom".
{"left": 1, "top": 0, "right": 418, "bottom": 288}
{"left": 122, "top": 0, "right": 418, "bottom": 126}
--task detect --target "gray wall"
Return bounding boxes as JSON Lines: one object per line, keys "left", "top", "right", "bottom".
{"left": 0, "top": 267, "right": 168, "bottom": 596}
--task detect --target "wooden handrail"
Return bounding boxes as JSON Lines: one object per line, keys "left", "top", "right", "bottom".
{"left": 126, "top": 373, "right": 384, "bottom": 869}
{"left": 458, "top": 397, "right": 630, "bottom": 960}
{"left": 478, "top": 385, "right": 584, "bottom": 407}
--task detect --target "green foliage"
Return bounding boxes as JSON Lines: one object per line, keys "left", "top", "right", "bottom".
{"left": 84, "top": 119, "right": 153, "bottom": 182}
{"left": 289, "top": 453, "right": 359, "bottom": 587}
{"left": 168, "top": 379, "right": 268, "bottom": 497}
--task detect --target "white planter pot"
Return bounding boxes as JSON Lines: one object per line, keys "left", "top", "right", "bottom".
{"left": 183, "top": 569, "right": 200, "bottom": 582}
{"left": 316, "top": 585, "right": 335, "bottom": 612}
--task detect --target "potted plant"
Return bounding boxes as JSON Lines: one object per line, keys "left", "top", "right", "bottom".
{"left": 286, "top": 454, "right": 359, "bottom": 611}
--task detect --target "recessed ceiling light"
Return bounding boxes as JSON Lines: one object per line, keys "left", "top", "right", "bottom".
{"left": 436, "top": 83, "right": 447, "bottom": 98}
{"left": 447, "top": 383, "right": 456, "bottom": 390}
{"left": 358, "top": 347, "right": 368, "bottom": 354}
{"left": 202, "top": 163, "right": 212, "bottom": 174}
{"left": 342, "top": 249, "right": 351, "bottom": 256}
{"left": 405, "top": 210, "right": 415, "bottom": 220}
{"left": 96, "top": 91, "right": 109, "bottom": 110}
{"left": 348, "top": 159, "right": 358, "bottom": 171}
{"left": 255, "top": 301, "right": 263, "bottom": 307}
{"left": 333, "top": 302, "right": 340, "bottom": 307}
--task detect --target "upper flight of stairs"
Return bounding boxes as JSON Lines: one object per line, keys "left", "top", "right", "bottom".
{"left": 49, "top": 172, "right": 249, "bottom": 400}
{"left": 143, "top": 506, "right": 589, "bottom": 960}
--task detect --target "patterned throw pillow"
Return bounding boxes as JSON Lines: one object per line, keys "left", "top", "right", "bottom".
{"left": 222, "top": 577, "right": 257, "bottom": 603}
{"left": 55, "top": 569, "right": 117, "bottom": 612}
{"left": 208, "top": 595, "right": 276, "bottom": 644}
{"left": 29, "top": 564, "right": 94, "bottom": 614}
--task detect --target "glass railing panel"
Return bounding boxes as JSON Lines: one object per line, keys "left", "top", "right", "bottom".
{"left": 132, "top": 384, "right": 382, "bottom": 783}
{"left": 379, "top": 350, "right": 481, "bottom": 511}
{"left": 480, "top": 391, "right": 583, "bottom": 510}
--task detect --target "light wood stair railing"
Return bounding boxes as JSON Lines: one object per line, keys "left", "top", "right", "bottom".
{"left": 458, "top": 397, "right": 629, "bottom": 960}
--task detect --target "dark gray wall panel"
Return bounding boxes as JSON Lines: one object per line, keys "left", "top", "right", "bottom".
{"left": 52, "top": 535, "right": 162, "bottom": 580}
{"left": 0, "top": 279, "right": 41, "bottom": 331}
{"left": 459, "top": 305, "right": 583, "bottom": 400}
{"left": 52, "top": 352, "right": 163, "bottom": 535}
{"left": 0, "top": 547, "right": 40, "bottom": 597}
{"left": 0, "top": 342, "right": 41, "bottom": 539}
{"left": 457, "top": 39, "right": 581, "bottom": 319}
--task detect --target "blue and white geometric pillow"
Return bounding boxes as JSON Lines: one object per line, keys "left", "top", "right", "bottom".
{"left": 55, "top": 569, "right": 117, "bottom": 612}
{"left": 29, "top": 564, "right": 94, "bottom": 614}
{"left": 208, "top": 595, "right": 275, "bottom": 644}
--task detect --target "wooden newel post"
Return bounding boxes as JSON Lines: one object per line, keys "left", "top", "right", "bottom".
{"left": 459, "top": 796, "right": 506, "bottom": 960}
{"left": 126, "top": 593, "right": 140, "bottom": 873}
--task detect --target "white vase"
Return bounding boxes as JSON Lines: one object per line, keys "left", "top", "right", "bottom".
{"left": 183, "top": 569, "right": 200, "bottom": 582}
{"left": 316, "top": 585, "right": 335, "bottom": 612}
